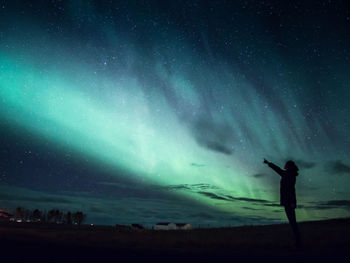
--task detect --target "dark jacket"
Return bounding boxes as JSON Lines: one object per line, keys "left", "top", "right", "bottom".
{"left": 268, "top": 162, "right": 297, "bottom": 207}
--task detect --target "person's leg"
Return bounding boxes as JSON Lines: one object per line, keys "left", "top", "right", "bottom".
{"left": 284, "top": 206, "right": 301, "bottom": 247}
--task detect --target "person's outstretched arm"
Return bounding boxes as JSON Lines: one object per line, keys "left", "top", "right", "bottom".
{"left": 264, "top": 159, "right": 284, "bottom": 176}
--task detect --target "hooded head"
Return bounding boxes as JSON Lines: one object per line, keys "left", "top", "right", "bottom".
{"left": 284, "top": 160, "right": 299, "bottom": 175}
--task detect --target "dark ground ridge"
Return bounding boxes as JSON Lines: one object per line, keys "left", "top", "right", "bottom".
{"left": 0, "top": 217, "right": 349, "bottom": 262}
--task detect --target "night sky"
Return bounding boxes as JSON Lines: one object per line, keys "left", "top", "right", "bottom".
{"left": 1, "top": 0, "right": 350, "bottom": 227}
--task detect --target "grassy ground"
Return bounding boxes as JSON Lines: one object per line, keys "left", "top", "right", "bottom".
{"left": 0, "top": 218, "right": 349, "bottom": 262}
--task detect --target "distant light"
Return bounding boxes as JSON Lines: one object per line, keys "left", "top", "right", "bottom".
{"left": 90, "top": 224, "right": 94, "bottom": 226}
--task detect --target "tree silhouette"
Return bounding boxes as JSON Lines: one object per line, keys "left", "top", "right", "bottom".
{"left": 15, "top": 207, "right": 23, "bottom": 221}
{"left": 47, "top": 209, "right": 56, "bottom": 223}
{"left": 54, "top": 210, "right": 63, "bottom": 223}
{"left": 33, "top": 209, "right": 42, "bottom": 222}
{"left": 12, "top": 207, "right": 87, "bottom": 226}
{"left": 65, "top": 211, "right": 72, "bottom": 225}
{"left": 23, "top": 209, "right": 31, "bottom": 222}
{"left": 41, "top": 210, "right": 47, "bottom": 223}
{"left": 73, "top": 211, "right": 86, "bottom": 226}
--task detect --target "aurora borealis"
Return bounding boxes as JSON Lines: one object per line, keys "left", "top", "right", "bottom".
{"left": 1, "top": 1, "right": 350, "bottom": 226}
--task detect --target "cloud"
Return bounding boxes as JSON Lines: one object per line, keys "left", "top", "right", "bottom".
{"left": 191, "top": 119, "right": 235, "bottom": 155}
{"left": 232, "top": 197, "right": 269, "bottom": 203}
{"left": 198, "top": 191, "right": 229, "bottom": 201}
{"left": 97, "top": 181, "right": 139, "bottom": 189}
{"left": 0, "top": 186, "right": 282, "bottom": 227}
{"left": 326, "top": 160, "right": 350, "bottom": 175}
{"left": 166, "top": 185, "right": 192, "bottom": 191}
{"left": 196, "top": 191, "right": 271, "bottom": 204}
{"left": 262, "top": 203, "right": 282, "bottom": 207}
{"left": 190, "top": 163, "right": 206, "bottom": 167}
{"left": 295, "top": 160, "right": 316, "bottom": 169}
{"left": 252, "top": 173, "right": 268, "bottom": 178}
{"left": 167, "top": 184, "right": 272, "bottom": 205}
{"left": 225, "top": 195, "right": 269, "bottom": 203}
{"left": 191, "top": 184, "right": 221, "bottom": 190}
{"left": 203, "top": 141, "right": 233, "bottom": 155}
{"left": 96, "top": 181, "right": 174, "bottom": 199}
{"left": 308, "top": 200, "right": 350, "bottom": 211}
{"left": 241, "top": 206, "right": 261, "bottom": 211}
{"left": 90, "top": 205, "right": 106, "bottom": 213}
{"left": 299, "top": 185, "right": 319, "bottom": 191}
{"left": 285, "top": 157, "right": 316, "bottom": 169}
{"left": 323, "top": 200, "right": 350, "bottom": 207}
{"left": 190, "top": 212, "right": 216, "bottom": 219}
{"left": 0, "top": 191, "right": 71, "bottom": 204}
{"left": 166, "top": 183, "right": 220, "bottom": 191}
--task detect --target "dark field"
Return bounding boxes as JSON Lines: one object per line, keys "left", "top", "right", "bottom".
{"left": 0, "top": 218, "right": 349, "bottom": 262}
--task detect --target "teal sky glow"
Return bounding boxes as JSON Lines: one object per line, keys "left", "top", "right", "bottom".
{"left": 1, "top": 1, "right": 349, "bottom": 226}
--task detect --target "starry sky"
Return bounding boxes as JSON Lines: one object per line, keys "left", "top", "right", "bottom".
{"left": 0, "top": 0, "right": 350, "bottom": 227}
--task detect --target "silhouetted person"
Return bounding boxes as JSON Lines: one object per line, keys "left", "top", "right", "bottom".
{"left": 264, "top": 159, "right": 302, "bottom": 248}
